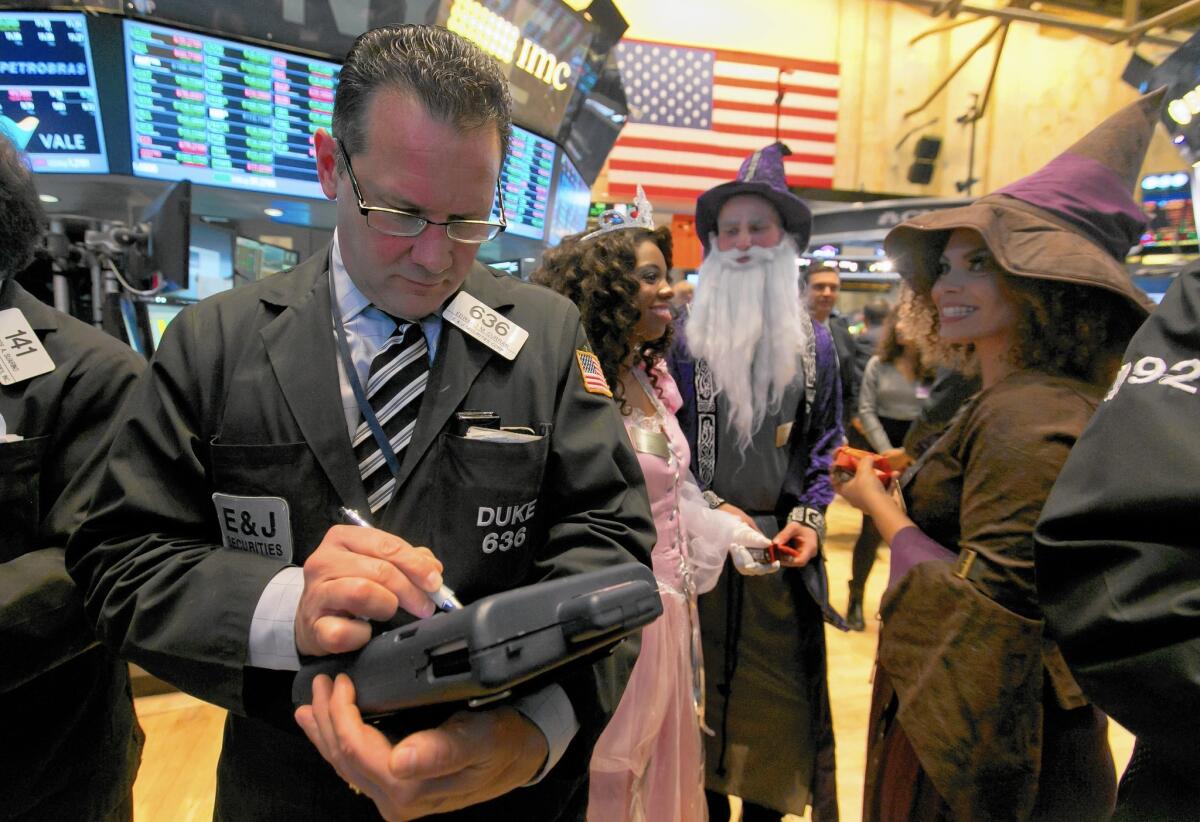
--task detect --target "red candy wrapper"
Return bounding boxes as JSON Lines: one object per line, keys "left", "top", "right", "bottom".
{"left": 833, "top": 445, "right": 895, "bottom": 488}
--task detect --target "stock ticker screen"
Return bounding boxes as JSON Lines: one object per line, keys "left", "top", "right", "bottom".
{"left": 0, "top": 12, "right": 109, "bottom": 173}
{"left": 494, "top": 124, "right": 556, "bottom": 241}
{"left": 1139, "top": 171, "right": 1198, "bottom": 253}
{"left": 124, "top": 20, "right": 340, "bottom": 198}
{"left": 546, "top": 150, "right": 589, "bottom": 247}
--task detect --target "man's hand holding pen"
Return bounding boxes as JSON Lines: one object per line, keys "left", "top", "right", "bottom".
{"left": 294, "top": 521, "right": 446, "bottom": 658}
{"left": 294, "top": 510, "right": 549, "bottom": 817}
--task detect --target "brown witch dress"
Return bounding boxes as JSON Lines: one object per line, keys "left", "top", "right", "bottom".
{"left": 862, "top": 371, "right": 1117, "bottom": 822}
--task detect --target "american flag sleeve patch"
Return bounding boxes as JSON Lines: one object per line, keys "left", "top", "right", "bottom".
{"left": 575, "top": 350, "right": 613, "bottom": 398}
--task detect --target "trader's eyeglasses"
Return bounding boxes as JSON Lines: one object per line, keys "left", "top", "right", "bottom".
{"left": 337, "top": 140, "right": 507, "bottom": 244}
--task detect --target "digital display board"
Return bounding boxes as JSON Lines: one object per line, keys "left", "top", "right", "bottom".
{"left": 1139, "top": 171, "right": 1198, "bottom": 253}
{"left": 442, "top": 0, "right": 593, "bottom": 140}
{"left": 493, "top": 124, "right": 555, "bottom": 241}
{"left": 114, "top": 0, "right": 626, "bottom": 146}
{"left": 235, "top": 236, "right": 263, "bottom": 280}
{"left": 546, "top": 151, "right": 589, "bottom": 247}
{"left": 116, "top": 0, "right": 434, "bottom": 64}
{"left": 144, "top": 299, "right": 189, "bottom": 351}
{"left": 261, "top": 242, "right": 299, "bottom": 276}
{"left": 0, "top": 12, "right": 109, "bottom": 173}
{"left": 124, "top": 20, "right": 340, "bottom": 198}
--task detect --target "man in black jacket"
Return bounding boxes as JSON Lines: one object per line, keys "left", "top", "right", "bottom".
{"left": 1036, "top": 263, "right": 1200, "bottom": 820}
{"left": 67, "top": 25, "right": 653, "bottom": 822}
{"left": 804, "top": 263, "right": 858, "bottom": 434}
{"left": 0, "top": 132, "right": 144, "bottom": 820}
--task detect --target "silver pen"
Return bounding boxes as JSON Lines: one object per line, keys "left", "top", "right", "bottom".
{"left": 338, "top": 506, "right": 463, "bottom": 612}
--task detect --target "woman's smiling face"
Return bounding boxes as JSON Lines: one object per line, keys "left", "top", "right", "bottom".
{"left": 931, "top": 228, "right": 1019, "bottom": 351}
{"left": 631, "top": 239, "right": 673, "bottom": 344}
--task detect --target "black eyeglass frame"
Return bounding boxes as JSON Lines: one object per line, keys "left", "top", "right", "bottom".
{"left": 336, "top": 140, "right": 507, "bottom": 244}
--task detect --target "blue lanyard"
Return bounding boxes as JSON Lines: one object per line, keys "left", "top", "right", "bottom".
{"left": 328, "top": 271, "right": 403, "bottom": 482}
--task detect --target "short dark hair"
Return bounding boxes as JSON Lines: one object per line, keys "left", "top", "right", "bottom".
{"left": 802, "top": 261, "right": 841, "bottom": 285}
{"left": 332, "top": 25, "right": 512, "bottom": 170}
{"left": 533, "top": 227, "right": 674, "bottom": 414}
{"left": 862, "top": 298, "right": 891, "bottom": 326}
{"left": 0, "top": 132, "right": 46, "bottom": 281}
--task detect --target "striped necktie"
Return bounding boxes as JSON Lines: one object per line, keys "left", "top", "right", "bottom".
{"left": 353, "top": 318, "right": 429, "bottom": 514}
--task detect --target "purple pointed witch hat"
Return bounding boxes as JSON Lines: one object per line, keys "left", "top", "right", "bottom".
{"left": 885, "top": 89, "right": 1164, "bottom": 321}
{"left": 695, "top": 141, "right": 813, "bottom": 253}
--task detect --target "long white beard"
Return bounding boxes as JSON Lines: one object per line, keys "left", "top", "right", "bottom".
{"left": 688, "top": 235, "right": 809, "bottom": 451}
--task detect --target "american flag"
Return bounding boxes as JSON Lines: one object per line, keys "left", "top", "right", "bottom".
{"left": 608, "top": 39, "right": 839, "bottom": 202}
{"left": 575, "top": 350, "right": 613, "bottom": 398}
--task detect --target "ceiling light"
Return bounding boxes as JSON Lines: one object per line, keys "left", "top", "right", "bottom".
{"left": 39, "top": 193, "right": 59, "bottom": 204}
{"left": 264, "top": 207, "right": 284, "bottom": 217}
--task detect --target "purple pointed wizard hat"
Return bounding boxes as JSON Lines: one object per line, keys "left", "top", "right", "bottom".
{"left": 885, "top": 89, "right": 1164, "bottom": 322}
{"left": 695, "top": 141, "right": 813, "bottom": 253}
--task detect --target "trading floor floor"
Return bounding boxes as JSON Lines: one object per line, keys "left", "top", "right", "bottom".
{"left": 131, "top": 497, "right": 1135, "bottom": 821}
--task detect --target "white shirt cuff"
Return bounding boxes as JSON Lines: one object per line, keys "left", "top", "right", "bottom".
{"left": 511, "top": 683, "right": 579, "bottom": 785}
{"left": 247, "top": 565, "right": 304, "bottom": 670}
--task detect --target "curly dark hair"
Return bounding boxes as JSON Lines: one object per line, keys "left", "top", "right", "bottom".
{"left": 876, "top": 305, "right": 936, "bottom": 380}
{"left": 533, "top": 226, "right": 674, "bottom": 413}
{"left": 900, "top": 273, "right": 1140, "bottom": 386}
{"left": 0, "top": 132, "right": 46, "bottom": 281}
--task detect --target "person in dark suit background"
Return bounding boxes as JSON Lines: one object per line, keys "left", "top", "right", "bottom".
{"left": 0, "top": 131, "right": 144, "bottom": 820}
{"left": 804, "top": 263, "right": 858, "bottom": 435}
{"left": 67, "top": 25, "right": 654, "bottom": 821}
{"left": 845, "top": 297, "right": 891, "bottom": 449}
{"left": 855, "top": 298, "right": 891, "bottom": 378}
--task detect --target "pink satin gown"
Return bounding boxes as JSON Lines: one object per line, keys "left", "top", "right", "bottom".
{"left": 588, "top": 364, "right": 707, "bottom": 822}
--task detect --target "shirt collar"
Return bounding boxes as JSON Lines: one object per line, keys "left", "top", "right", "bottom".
{"left": 330, "top": 230, "right": 373, "bottom": 324}
{"left": 330, "top": 229, "right": 447, "bottom": 326}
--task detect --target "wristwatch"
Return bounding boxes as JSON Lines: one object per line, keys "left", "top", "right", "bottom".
{"left": 702, "top": 490, "right": 726, "bottom": 510}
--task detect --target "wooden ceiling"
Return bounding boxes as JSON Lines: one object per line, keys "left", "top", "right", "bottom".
{"left": 898, "top": 0, "right": 1199, "bottom": 46}
{"left": 1066, "top": 0, "right": 1191, "bottom": 26}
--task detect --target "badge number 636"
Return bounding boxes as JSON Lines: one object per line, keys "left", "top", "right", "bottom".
{"left": 482, "top": 527, "right": 525, "bottom": 553}
{"left": 469, "top": 304, "right": 509, "bottom": 337}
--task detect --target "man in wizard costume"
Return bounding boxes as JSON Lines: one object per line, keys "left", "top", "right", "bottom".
{"left": 669, "top": 142, "right": 845, "bottom": 822}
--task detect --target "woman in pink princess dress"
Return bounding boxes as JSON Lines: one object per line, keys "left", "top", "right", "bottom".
{"left": 535, "top": 193, "right": 776, "bottom": 822}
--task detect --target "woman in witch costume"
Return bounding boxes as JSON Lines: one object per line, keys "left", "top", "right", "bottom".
{"left": 834, "top": 92, "right": 1160, "bottom": 821}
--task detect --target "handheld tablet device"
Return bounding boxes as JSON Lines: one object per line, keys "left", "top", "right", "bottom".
{"left": 292, "top": 562, "right": 661, "bottom": 717}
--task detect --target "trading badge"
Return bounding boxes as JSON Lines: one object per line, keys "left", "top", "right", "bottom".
{"left": 212, "top": 493, "right": 294, "bottom": 562}
{"left": 443, "top": 291, "right": 528, "bottom": 360}
{"left": 0, "top": 308, "right": 55, "bottom": 385}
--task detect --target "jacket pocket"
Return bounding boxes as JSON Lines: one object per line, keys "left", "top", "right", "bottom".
{"left": 209, "top": 439, "right": 335, "bottom": 566}
{"left": 1, "top": 436, "right": 47, "bottom": 561}
{"left": 429, "top": 432, "right": 550, "bottom": 592}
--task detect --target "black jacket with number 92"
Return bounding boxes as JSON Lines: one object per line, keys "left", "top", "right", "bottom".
{"left": 1036, "top": 260, "right": 1200, "bottom": 807}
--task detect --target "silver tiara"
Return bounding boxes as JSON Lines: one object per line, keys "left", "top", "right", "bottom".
{"left": 580, "top": 185, "right": 655, "bottom": 241}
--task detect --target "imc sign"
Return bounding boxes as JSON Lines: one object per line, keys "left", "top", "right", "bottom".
{"left": 447, "top": 0, "right": 573, "bottom": 91}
